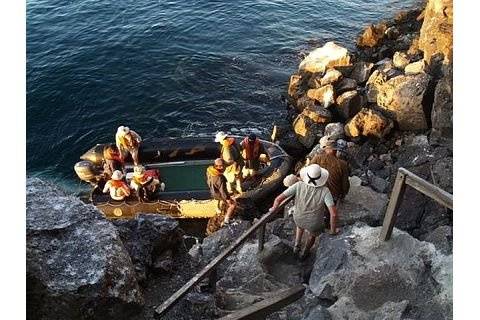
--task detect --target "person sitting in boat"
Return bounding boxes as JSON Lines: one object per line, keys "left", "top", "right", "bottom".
{"left": 240, "top": 133, "right": 269, "bottom": 179}
{"left": 214, "top": 131, "right": 243, "bottom": 194}
{"left": 115, "top": 125, "right": 142, "bottom": 166}
{"left": 103, "top": 144, "right": 124, "bottom": 179}
{"left": 102, "top": 170, "right": 131, "bottom": 201}
{"left": 206, "top": 158, "right": 237, "bottom": 226}
{"left": 130, "top": 165, "right": 164, "bottom": 201}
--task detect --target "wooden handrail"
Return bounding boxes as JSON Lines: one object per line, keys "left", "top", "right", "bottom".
{"left": 380, "top": 167, "right": 453, "bottom": 241}
{"left": 154, "top": 196, "right": 293, "bottom": 317}
{"left": 218, "top": 284, "right": 306, "bottom": 320}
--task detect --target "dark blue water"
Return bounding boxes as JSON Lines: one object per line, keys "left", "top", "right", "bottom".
{"left": 27, "top": 0, "right": 420, "bottom": 193}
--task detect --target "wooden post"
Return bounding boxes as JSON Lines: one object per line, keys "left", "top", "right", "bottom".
{"left": 379, "top": 170, "right": 407, "bottom": 241}
{"left": 257, "top": 224, "right": 266, "bottom": 253}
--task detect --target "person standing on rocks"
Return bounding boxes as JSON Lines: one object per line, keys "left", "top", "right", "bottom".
{"left": 214, "top": 131, "right": 243, "bottom": 194}
{"left": 310, "top": 138, "right": 350, "bottom": 203}
{"left": 206, "top": 158, "right": 237, "bottom": 226}
{"left": 115, "top": 126, "right": 142, "bottom": 166}
{"left": 269, "top": 164, "right": 339, "bottom": 260}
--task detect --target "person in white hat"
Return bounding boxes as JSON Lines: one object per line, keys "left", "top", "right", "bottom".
{"left": 214, "top": 131, "right": 243, "bottom": 194}
{"left": 130, "top": 165, "right": 164, "bottom": 201}
{"left": 269, "top": 164, "right": 339, "bottom": 260}
{"left": 115, "top": 126, "right": 142, "bottom": 166}
{"left": 102, "top": 170, "right": 131, "bottom": 201}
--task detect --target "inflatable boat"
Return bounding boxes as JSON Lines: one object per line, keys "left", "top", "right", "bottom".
{"left": 74, "top": 136, "right": 292, "bottom": 219}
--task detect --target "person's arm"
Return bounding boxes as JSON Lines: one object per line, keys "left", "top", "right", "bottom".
{"left": 122, "top": 184, "right": 131, "bottom": 197}
{"left": 102, "top": 182, "right": 110, "bottom": 193}
{"left": 328, "top": 206, "right": 338, "bottom": 235}
{"left": 269, "top": 182, "right": 297, "bottom": 212}
{"left": 324, "top": 188, "right": 339, "bottom": 235}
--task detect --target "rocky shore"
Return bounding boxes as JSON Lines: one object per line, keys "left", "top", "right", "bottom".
{"left": 26, "top": 0, "right": 453, "bottom": 319}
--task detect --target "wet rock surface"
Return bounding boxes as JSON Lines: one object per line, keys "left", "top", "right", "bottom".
{"left": 26, "top": 178, "right": 144, "bottom": 320}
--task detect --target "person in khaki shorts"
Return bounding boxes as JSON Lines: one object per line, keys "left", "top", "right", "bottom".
{"left": 269, "top": 164, "right": 339, "bottom": 260}
{"left": 214, "top": 131, "right": 243, "bottom": 194}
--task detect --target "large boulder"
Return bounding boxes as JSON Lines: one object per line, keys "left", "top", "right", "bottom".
{"left": 418, "top": 0, "right": 453, "bottom": 64}
{"left": 302, "top": 104, "right": 333, "bottom": 124}
{"left": 335, "top": 90, "right": 362, "bottom": 120}
{"left": 324, "top": 122, "right": 345, "bottom": 140}
{"left": 306, "top": 224, "right": 452, "bottom": 320}
{"left": 356, "top": 23, "right": 387, "bottom": 48}
{"left": 111, "top": 214, "right": 184, "bottom": 283}
{"left": 26, "top": 178, "right": 144, "bottom": 320}
{"left": 431, "top": 65, "right": 453, "bottom": 139}
{"left": 299, "top": 42, "right": 352, "bottom": 74}
{"left": 293, "top": 113, "right": 325, "bottom": 148}
{"left": 306, "top": 85, "right": 335, "bottom": 108}
{"left": 338, "top": 184, "right": 388, "bottom": 226}
{"left": 376, "top": 73, "right": 432, "bottom": 131}
{"left": 344, "top": 108, "right": 394, "bottom": 139}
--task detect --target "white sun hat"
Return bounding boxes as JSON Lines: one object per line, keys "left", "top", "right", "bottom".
{"left": 299, "top": 164, "right": 329, "bottom": 187}
{"left": 112, "top": 170, "right": 124, "bottom": 181}
{"left": 214, "top": 131, "right": 228, "bottom": 142}
{"left": 117, "top": 126, "right": 130, "bottom": 136}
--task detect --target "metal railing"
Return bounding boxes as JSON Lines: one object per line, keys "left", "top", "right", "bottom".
{"left": 380, "top": 167, "right": 453, "bottom": 241}
{"left": 154, "top": 196, "right": 293, "bottom": 317}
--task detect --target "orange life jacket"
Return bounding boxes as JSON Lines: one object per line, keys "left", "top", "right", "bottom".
{"left": 207, "top": 166, "right": 222, "bottom": 178}
{"left": 104, "top": 146, "right": 123, "bottom": 163}
{"left": 110, "top": 179, "right": 128, "bottom": 189}
{"left": 242, "top": 137, "right": 261, "bottom": 160}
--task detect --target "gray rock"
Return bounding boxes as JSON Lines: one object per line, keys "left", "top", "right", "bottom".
{"left": 302, "top": 305, "right": 331, "bottom": 320}
{"left": 422, "top": 226, "right": 453, "bottom": 255}
{"left": 335, "top": 90, "right": 361, "bottom": 120}
{"left": 307, "top": 224, "right": 452, "bottom": 320}
{"left": 431, "top": 65, "right": 453, "bottom": 139}
{"left": 339, "top": 185, "right": 388, "bottom": 226}
{"left": 350, "top": 61, "right": 374, "bottom": 84}
{"left": 385, "top": 26, "right": 400, "bottom": 40}
{"left": 293, "top": 113, "right": 325, "bottom": 148}
{"left": 324, "top": 122, "right": 345, "bottom": 140}
{"left": 334, "top": 77, "right": 358, "bottom": 95}
{"left": 26, "top": 178, "right": 144, "bottom": 320}
{"left": 431, "top": 156, "right": 453, "bottom": 193}
{"left": 112, "top": 214, "right": 184, "bottom": 282}
{"left": 368, "top": 173, "right": 389, "bottom": 193}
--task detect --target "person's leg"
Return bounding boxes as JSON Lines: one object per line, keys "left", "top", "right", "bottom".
{"left": 131, "top": 148, "right": 140, "bottom": 166}
{"left": 294, "top": 227, "right": 304, "bottom": 254}
{"left": 300, "top": 231, "right": 317, "bottom": 260}
{"left": 224, "top": 199, "right": 237, "bottom": 224}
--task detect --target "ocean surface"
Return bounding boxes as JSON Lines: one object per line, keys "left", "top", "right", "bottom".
{"left": 27, "top": 0, "right": 420, "bottom": 193}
